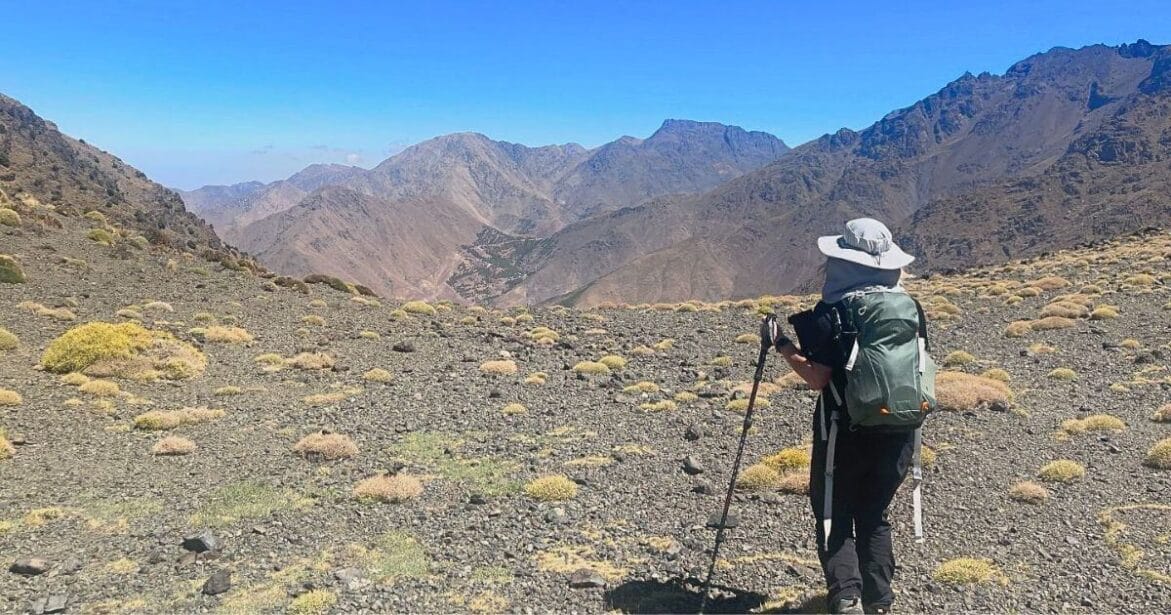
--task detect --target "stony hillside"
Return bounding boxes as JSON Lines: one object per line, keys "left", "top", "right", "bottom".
{"left": 180, "top": 121, "right": 788, "bottom": 299}
{"left": 498, "top": 40, "right": 1171, "bottom": 307}
{"left": 2, "top": 199, "right": 1169, "bottom": 613}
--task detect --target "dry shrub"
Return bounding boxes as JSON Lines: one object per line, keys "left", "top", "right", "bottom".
{"left": 0, "top": 328, "right": 19, "bottom": 351}
{"left": 525, "top": 475, "right": 577, "bottom": 501}
{"left": 363, "top": 368, "right": 393, "bottom": 383}
{"left": 1004, "top": 321, "right": 1033, "bottom": 338}
{"left": 726, "top": 398, "right": 771, "bottom": 412}
{"left": 141, "top": 301, "right": 173, "bottom": 314}
{"left": 1008, "top": 481, "right": 1049, "bottom": 504}
{"left": 572, "top": 361, "right": 611, "bottom": 376}
{"left": 763, "top": 446, "right": 812, "bottom": 472}
{"left": 1119, "top": 338, "right": 1142, "bottom": 350}
{"left": 630, "top": 346, "right": 655, "bottom": 357}
{"left": 933, "top": 558, "right": 1006, "bottom": 585}
{"left": 0, "top": 254, "right": 26, "bottom": 283}
{"left": 736, "top": 464, "right": 781, "bottom": 490}
{"left": 302, "top": 392, "right": 349, "bottom": 406}
{"left": 776, "top": 371, "right": 809, "bottom": 390}
{"left": 402, "top": 301, "right": 437, "bottom": 316}
{"left": 980, "top": 368, "right": 1011, "bottom": 382}
{"left": 943, "top": 350, "right": 976, "bottom": 367}
{"left": 0, "top": 431, "right": 14, "bottom": 460}
{"left": 286, "top": 352, "right": 335, "bottom": 370}
{"left": 1031, "top": 276, "right": 1070, "bottom": 291}
{"left": 152, "top": 436, "right": 196, "bottom": 456}
{"left": 293, "top": 432, "right": 358, "bottom": 460}
{"left": 673, "top": 391, "right": 699, "bottom": 402}
{"left": 935, "top": 372, "right": 1012, "bottom": 411}
{"left": 0, "top": 388, "right": 22, "bottom": 406}
{"left": 1144, "top": 438, "right": 1171, "bottom": 469}
{"left": 1089, "top": 306, "right": 1120, "bottom": 320}
{"left": 480, "top": 360, "right": 518, "bottom": 375}
{"left": 529, "top": 327, "right": 560, "bottom": 344}
{"left": 777, "top": 471, "right": 809, "bottom": 494}
{"left": 1125, "top": 273, "right": 1159, "bottom": 286}
{"left": 734, "top": 333, "right": 758, "bottom": 344}
{"left": 290, "top": 590, "right": 338, "bottom": 615}
{"left": 640, "top": 400, "right": 677, "bottom": 412}
{"left": 0, "top": 208, "right": 21, "bottom": 226}
{"left": 653, "top": 339, "right": 675, "bottom": 351}
{"left": 1047, "top": 367, "right": 1077, "bottom": 381}
{"left": 1028, "top": 343, "right": 1056, "bottom": 354}
{"left": 302, "top": 315, "right": 326, "bottom": 327}
{"left": 709, "top": 356, "right": 733, "bottom": 367}
{"left": 524, "top": 372, "right": 548, "bottom": 386}
{"left": 133, "top": 407, "right": 224, "bottom": 430}
{"left": 1040, "top": 301, "right": 1089, "bottom": 319}
{"left": 60, "top": 372, "right": 90, "bottom": 386}
{"left": 254, "top": 353, "right": 286, "bottom": 371}
{"left": 1151, "top": 403, "right": 1171, "bottom": 423}
{"left": 1038, "top": 460, "right": 1085, "bottom": 483}
{"left": 17, "top": 302, "right": 75, "bottom": 321}
{"left": 204, "top": 326, "right": 254, "bottom": 344}
{"left": 623, "top": 381, "right": 659, "bottom": 394}
{"left": 353, "top": 474, "right": 423, "bottom": 503}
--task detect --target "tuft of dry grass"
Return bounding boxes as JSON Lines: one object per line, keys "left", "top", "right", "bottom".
{"left": 133, "top": 407, "right": 225, "bottom": 431}
{"left": 1144, "top": 438, "right": 1171, "bottom": 470}
{"left": 480, "top": 360, "right": 518, "bottom": 375}
{"left": 1151, "top": 404, "right": 1171, "bottom": 424}
{"left": 214, "top": 386, "right": 243, "bottom": 396}
{"left": 363, "top": 368, "right": 393, "bottom": 383}
{"left": 1089, "top": 306, "right": 1120, "bottom": 320}
{"left": 980, "top": 368, "right": 1011, "bottom": 382}
{"left": 524, "top": 475, "right": 578, "bottom": 501}
{"left": 1040, "top": 301, "right": 1089, "bottom": 319}
{"left": 943, "top": 350, "right": 976, "bottom": 366}
{"left": 1060, "top": 414, "right": 1125, "bottom": 435}
{"left": 61, "top": 372, "right": 90, "bottom": 386}
{"left": 301, "top": 314, "right": 326, "bottom": 327}
{"left": 502, "top": 403, "right": 527, "bottom": 415}
{"left": 0, "top": 430, "right": 14, "bottom": 460}
{"left": 1047, "top": 367, "right": 1077, "bottom": 381}
{"left": 0, "top": 389, "right": 22, "bottom": 406}
{"left": 726, "top": 398, "right": 771, "bottom": 413}
{"left": 402, "top": 301, "right": 437, "bottom": 316}
{"left": 598, "top": 355, "right": 627, "bottom": 370}
{"left": 639, "top": 400, "right": 677, "bottom": 412}
{"left": 736, "top": 464, "right": 781, "bottom": 490}
{"left": 1028, "top": 342, "right": 1056, "bottom": 354}
{"left": 353, "top": 474, "right": 424, "bottom": 503}
{"left": 293, "top": 432, "right": 358, "bottom": 460}
{"left": 286, "top": 352, "right": 335, "bottom": 370}
{"left": 0, "top": 207, "right": 21, "bottom": 226}
{"left": 289, "top": 590, "right": 338, "bottom": 615}
{"left": 151, "top": 436, "right": 196, "bottom": 456}
{"left": 17, "top": 301, "right": 76, "bottom": 321}
{"left": 524, "top": 372, "right": 548, "bottom": 386}
{"left": 79, "top": 379, "right": 120, "bottom": 397}
{"left": 0, "top": 327, "right": 18, "bottom": 351}
{"left": 1008, "top": 481, "right": 1049, "bottom": 505}
{"left": 1031, "top": 276, "right": 1070, "bottom": 291}
{"left": 0, "top": 255, "right": 26, "bottom": 283}
{"left": 935, "top": 371, "right": 1013, "bottom": 411}
{"left": 1038, "top": 460, "right": 1085, "bottom": 483}
{"left": 1030, "top": 316, "right": 1076, "bottom": 331}
{"left": 1004, "top": 321, "right": 1033, "bottom": 337}
{"left": 763, "top": 446, "right": 812, "bottom": 472}
{"left": 623, "top": 381, "right": 659, "bottom": 394}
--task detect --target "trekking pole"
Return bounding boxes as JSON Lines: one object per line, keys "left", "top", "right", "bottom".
{"left": 698, "top": 314, "right": 778, "bottom": 614}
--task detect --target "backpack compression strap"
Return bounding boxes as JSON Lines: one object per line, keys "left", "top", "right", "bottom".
{"left": 912, "top": 298, "right": 928, "bottom": 543}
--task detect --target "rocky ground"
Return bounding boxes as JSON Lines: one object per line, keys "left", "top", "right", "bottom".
{"left": 1, "top": 217, "right": 1169, "bottom": 614}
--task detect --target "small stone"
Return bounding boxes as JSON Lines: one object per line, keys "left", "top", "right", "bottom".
{"left": 691, "top": 480, "right": 715, "bottom": 495}
{"left": 392, "top": 341, "right": 416, "bottom": 353}
{"left": 469, "top": 494, "right": 488, "bottom": 506}
{"left": 544, "top": 507, "right": 567, "bottom": 524}
{"left": 488, "top": 389, "right": 502, "bottom": 399}
{"left": 568, "top": 569, "right": 607, "bottom": 589}
{"left": 59, "top": 559, "right": 83, "bottom": 575}
{"left": 1107, "top": 444, "right": 1122, "bottom": 454}
{"left": 684, "top": 423, "right": 706, "bottom": 441}
{"left": 706, "top": 513, "right": 739, "bottom": 529}
{"left": 182, "top": 530, "right": 220, "bottom": 553}
{"left": 177, "top": 552, "right": 198, "bottom": 566}
{"left": 1080, "top": 597, "right": 1093, "bottom": 608}
{"left": 32, "top": 593, "right": 69, "bottom": 615}
{"left": 988, "top": 400, "right": 1010, "bottom": 413}
{"left": 202, "top": 570, "right": 232, "bottom": 596}
{"left": 10, "top": 558, "right": 53, "bottom": 576}
{"left": 682, "top": 456, "right": 704, "bottom": 475}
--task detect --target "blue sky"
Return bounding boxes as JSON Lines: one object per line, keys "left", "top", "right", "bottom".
{"left": 2, "top": 1, "right": 1168, "bottom": 189}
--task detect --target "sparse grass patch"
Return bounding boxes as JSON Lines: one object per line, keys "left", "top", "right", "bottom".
{"left": 79, "top": 379, "right": 120, "bottom": 397}
{"left": 943, "top": 350, "right": 976, "bottom": 367}
{"left": 1047, "top": 367, "right": 1077, "bottom": 381}
{"left": 524, "top": 372, "right": 548, "bottom": 385}
{"left": 653, "top": 339, "right": 675, "bottom": 351}
{"left": 289, "top": 590, "right": 337, "bottom": 615}
{"left": 727, "top": 397, "right": 771, "bottom": 412}
{"left": 735, "top": 333, "right": 758, "bottom": 344}
{"left": 1090, "top": 306, "right": 1120, "bottom": 320}
{"left": 133, "top": 407, "right": 224, "bottom": 430}
{"left": 1038, "top": 460, "right": 1085, "bottom": 483}
{"left": 502, "top": 403, "right": 527, "bottom": 415}
{"left": 1004, "top": 321, "right": 1033, "bottom": 337}
{"left": 41, "top": 322, "right": 205, "bottom": 379}
{"left": 0, "top": 328, "right": 17, "bottom": 351}
{"left": 525, "top": 475, "right": 578, "bottom": 501}
{"left": 301, "top": 314, "right": 326, "bottom": 327}
{"left": 709, "top": 355, "right": 733, "bottom": 367}
{"left": 0, "top": 430, "right": 14, "bottom": 459}
{"left": 763, "top": 446, "right": 812, "bottom": 472}
{"left": 935, "top": 371, "right": 1013, "bottom": 411}
{"left": 630, "top": 345, "right": 655, "bottom": 357}
{"left": 87, "top": 228, "right": 115, "bottom": 245}
{"left": 736, "top": 463, "right": 781, "bottom": 490}
{"left": 1125, "top": 273, "right": 1159, "bottom": 286}
{"left": 980, "top": 368, "right": 1011, "bottom": 382}
{"left": 673, "top": 391, "right": 699, "bottom": 402}
{"left": 1031, "top": 316, "right": 1076, "bottom": 331}
{"left": 1008, "top": 481, "right": 1049, "bottom": 505}
{"left": 0, "top": 255, "right": 26, "bottom": 283}
{"left": 214, "top": 386, "right": 243, "bottom": 396}
{"left": 1028, "top": 342, "right": 1057, "bottom": 354}
{"left": 294, "top": 432, "right": 358, "bottom": 460}
{"left": 0, "top": 207, "right": 21, "bottom": 226}
{"left": 254, "top": 353, "right": 286, "bottom": 371}
{"left": 18, "top": 301, "right": 76, "bottom": 321}
{"left": 1031, "top": 276, "right": 1070, "bottom": 291}
{"left": 639, "top": 400, "right": 677, "bottom": 412}
{"left": 1119, "top": 338, "right": 1142, "bottom": 350}
{"left": 363, "top": 368, "right": 393, "bottom": 383}
{"left": 933, "top": 558, "right": 1007, "bottom": 585}
{"left": 354, "top": 474, "right": 423, "bottom": 503}
{"left": 203, "top": 326, "right": 254, "bottom": 344}
{"left": 1144, "top": 438, "right": 1171, "bottom": 470}
{"left": 480, "top": 359, "right": 518, "bottom": 375}
{"left": 623, "top": 381, "right": 659, "bottom": 394}
{"left": 151, "top": 436, "right": 196, "bottom": 456}
{"left": 572, "top": 361, "right": 611, "bottom": 376}
{"left": 359, "top": 330, "right": 381, "bottom": 339}
{"left": 191, "top": 482, "right": 297, "bottom": 526}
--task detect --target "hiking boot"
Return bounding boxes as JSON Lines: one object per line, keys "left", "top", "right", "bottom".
{"left": 833, "top": 597, "right": 865, "bottom": 614}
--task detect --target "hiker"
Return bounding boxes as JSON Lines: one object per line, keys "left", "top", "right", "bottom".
{"left": 773, "top": 218, "right": 935, "bottom": 615}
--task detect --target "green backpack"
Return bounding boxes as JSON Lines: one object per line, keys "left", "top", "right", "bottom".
{"left": 834, "top": 289, "right": 937, "bottom": 429}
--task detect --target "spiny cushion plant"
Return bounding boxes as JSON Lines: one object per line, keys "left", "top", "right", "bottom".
{"left": 363, "top": 368, "right": 393, "bottom": 383}
{"left": 763, "top": 446, "right": 812, "bottom": 472}
{"left": 571, "top": 361, "right": 611, "bottom": 376}
{"left": 0, "top": 389, "right": 22, "bottom": 406}
{"left": 151, "top": 436, "right": 196, "bottom": 456}
{"left": 0, "top": 255, "right": 26, "bottom": 283}
{"left": 502, "top": 403, "right": 527, "bottom": 415}
{"left": 1038, "top": 459, "right": 1085, "bottom": 483}
{"left": 736, "top": 463, "right": 781, "bottom": 490}
{"left": 1144, "top": 438, "right": 1171, "bottom": 470}
{"left": 480, "top": 360, "right": 518, "bottom": 375}
{"left": 402, "top": 301, "right": 437, "bottom": 316}
{"left": 639, "top": 400, "right": 677, "bottom": 412}
{"left": 0, "top": 207, "right": 20, "bottom": 226}
{"left": 943, "top": 350, "right": 976, "bottom": 367}
{"left": 1060, "top": 414, "right": 1125, "bottom": 435}
{"left": 1008, "top": 481, "right": 1049, "bottom": 505}
{"left": 1152, "top": 403, "right": 1171, "bottom": 424}
{"left": 524, "top": 475, "right": 578, "bottom": 501}
{"left": 133, "top": 408, "right": 225, "bottom": 431}
{"left": 932, "top": 558, "right": 1006, "bottom": 585}
{"left": 1047, "top": 367, "right": 1077, "bottom": 381}
{"left": 353, "top": 474, "right": 424, "bottom": 503}
{"left": 41, "top": 322, "right": 205, "bottom": 380}
{"left": 293, "top": 432, "right": 358, "bottom": 460}
{"left": 598, "top": 355, "right": 627, "bottom": 370}
{"left": 935, "top": 372, "right": 1013, "bottom": 411}
{"left": 0, "top": 327, "right": 17, "bottom": 351}
{"left": 202, "top": 326, "right": 254, "bottom": 344}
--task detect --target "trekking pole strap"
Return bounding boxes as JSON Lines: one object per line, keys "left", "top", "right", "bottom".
{"left": 912, "top": 427, "right": 924, "bottom": 542}
{"left": 821, "top": 410, "right": 839, "bottom": 546}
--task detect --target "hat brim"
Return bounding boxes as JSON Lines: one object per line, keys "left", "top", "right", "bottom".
{"left": 818, "top": 235, "right": 915, "bottom": 270}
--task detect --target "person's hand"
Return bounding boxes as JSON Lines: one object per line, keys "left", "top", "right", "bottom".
{"left": 779, "top": 342, "right": 832, "bottom": 390}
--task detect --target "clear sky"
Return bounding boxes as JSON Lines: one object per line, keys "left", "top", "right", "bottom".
{"left": 2, "top": 0, "right": 1168, "bottom": 189}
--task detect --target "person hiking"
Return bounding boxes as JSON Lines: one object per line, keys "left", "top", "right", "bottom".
{"left": 773, "top": 218, "right": 935, "bottom": 615}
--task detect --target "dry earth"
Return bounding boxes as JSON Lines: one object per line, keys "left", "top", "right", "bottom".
{"left": 1, "top": 215, "right": 1170, "bottom": 614}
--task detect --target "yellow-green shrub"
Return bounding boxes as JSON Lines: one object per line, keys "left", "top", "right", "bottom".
{"left": 525, "top": 475, "right": 577, "bottom": 501}
{"left": 0, "top": 328, "right": 17, "bottom": 351}
{"left": 1038, "top": 460, "right": 1085, "bottom": 483}
{"left": 933, "top": 558, "right": 1006, "bottom": 585}
{"left": 598, "top": 355, "right": 627, "bottom": 370}
{"left": 572, "top": 361, "right": 611, "bottom": 376}
{"left": 1144, "top": 438, "right": 1171, "bottom": 470}
{"left": 0, "top": 208, "right": 20, "bottom": 226}
{"left": 353, "top": 474, "right": 423, "bottom": 503}
{"left": 402, "top": 301, "right": 437, "bottom": 316}
{"left": 736, "top": 464, "right": 781, "bottom": 490}
{"left": 943, "top": 350, "right": 976, "bottom": 366}
{"left": 0, "top": 255, "right": 26, "bottom": 284}
{"left": 0, "top": 389, "right": 22, "bottom": 406}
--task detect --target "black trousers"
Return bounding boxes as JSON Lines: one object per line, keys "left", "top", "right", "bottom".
{"left": 809, "top": 407, "right": 915, "bottom": 609}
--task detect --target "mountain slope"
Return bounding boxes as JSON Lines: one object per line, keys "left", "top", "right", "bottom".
{"left": 0, "top": 94, "right": 223, "bottom": 250}
{"left": 502, "top": 41, "right": 1171, "bottom": 307}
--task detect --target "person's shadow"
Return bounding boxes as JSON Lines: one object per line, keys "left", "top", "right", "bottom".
{"left": 603, "top": 578, "right": 769, "bottom": 614}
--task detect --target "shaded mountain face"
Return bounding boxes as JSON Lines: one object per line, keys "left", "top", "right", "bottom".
{"left": 0, "top": 94, "right": 223, "bottom": 251}
{"left": 499, "top": 41, "right": 1171, "bottom": 307}
{"left": 183, "top": 121, "right": 789, "bottom": 297}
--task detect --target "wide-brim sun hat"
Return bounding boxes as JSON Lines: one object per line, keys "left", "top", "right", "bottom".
{"left": 817, "top": 217, "right": 915, "bottom": 271}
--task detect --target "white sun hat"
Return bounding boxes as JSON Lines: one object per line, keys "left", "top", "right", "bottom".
{"left": 817, "top": 217, "right": 915, "bottom": 271}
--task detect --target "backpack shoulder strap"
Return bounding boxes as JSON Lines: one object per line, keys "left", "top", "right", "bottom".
{"left": 912, "top": 298, "right": 930, "bottom": 351}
